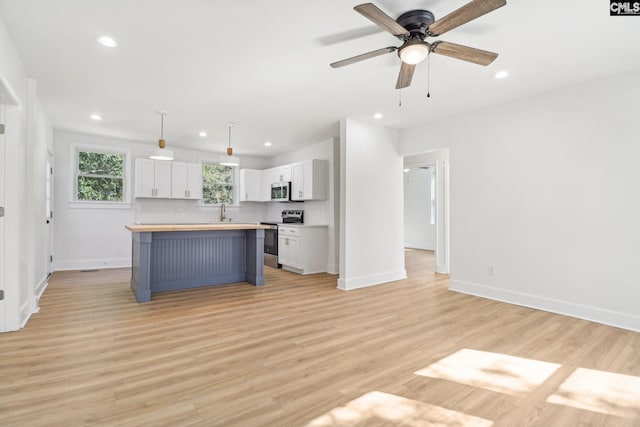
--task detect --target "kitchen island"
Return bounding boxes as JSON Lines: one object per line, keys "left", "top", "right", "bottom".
{"left": 126, "top": 223, "right": 270, "bottom": 302}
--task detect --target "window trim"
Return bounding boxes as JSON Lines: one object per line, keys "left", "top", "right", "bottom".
{"left": 198, "top": 157, "right": 240, "bottom": 207}
{"left": 69, "top": 143, "right": 132, "bottom": 209}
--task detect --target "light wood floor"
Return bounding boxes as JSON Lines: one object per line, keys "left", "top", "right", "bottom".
{"left": 1, "top": 250, "right": 639, "bottom": 426}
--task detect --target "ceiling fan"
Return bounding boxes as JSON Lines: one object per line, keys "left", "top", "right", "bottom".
{"left": 330, "top": 0, "right": 506, "bottom": 89}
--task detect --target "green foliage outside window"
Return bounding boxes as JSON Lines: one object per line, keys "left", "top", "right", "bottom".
{"left": 76, "top": 151, "right": 124, "bottom": 201}
{"left": 202, "top": 163, "right": 235, "bottom": 205}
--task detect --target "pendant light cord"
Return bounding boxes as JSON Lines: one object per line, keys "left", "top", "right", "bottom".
{"left": 160, "top": 113, "right": 164, "bottom": 139}
{"left": 427, "top": 53, "right": 431, "bottom": 98}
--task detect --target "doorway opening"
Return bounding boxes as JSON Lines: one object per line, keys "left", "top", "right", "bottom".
{"left": 403, "top": 149, "right": 449, "bottom": 274}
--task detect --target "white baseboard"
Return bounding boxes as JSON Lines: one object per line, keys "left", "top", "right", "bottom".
{"left": 54, "top": 257, "right": 131, "bottom": 271}
{"left": 20, "top": 297, "right": 36, "bottom": 328}
{"left": 337, "top": 269, "right": 407, "bottom": 291}
{"left": 450, "top": 280, "right": 640, "bottom": 332}
{"left": 19, "top": 276, "right": 48, "bottom": 329}
{"left": 326, "top": 263, "right": 339, "bottom": 275}
{"left": 436, "top": 264, "right": 449, "bottom": 274}
{"left": 36, "top": 276, "right": 48, "bottom": 300}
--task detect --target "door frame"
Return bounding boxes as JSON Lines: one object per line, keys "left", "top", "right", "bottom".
{"left": 403, "top": 149, "right": 450, "bottom": 274}
{"left": 46, "top": 149, "right": 54, "bottom": 276}
{"left": 0, "top": 103, "right": 6, "bottom": 332}
{"left": 1, "top": 75, "right": 22, "bottom": 332}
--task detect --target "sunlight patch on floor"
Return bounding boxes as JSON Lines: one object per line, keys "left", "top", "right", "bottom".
{"left": 414, "top": 349, "right": 561, "bottom": 395}
{"left": 547, "top": 367, "right": 640, "bottom": 417}
{"left": 305, "top": 391, "right": 493, "bottom": 427}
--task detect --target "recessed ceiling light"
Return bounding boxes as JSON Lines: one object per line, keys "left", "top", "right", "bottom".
{"left": 199, "top": 131, "right": 208, "bottom": 137}
{"left": 264, "top": 141, "right": 272, "bottom": 147}
{"left": 493, "top": 70, "right": 509, "bottom": 79}
{"left": 97, "top": 36, "right": 117, "bottom": 47}
{"left": 89, "top": 114, "right": 103, "bottom": 121}
{"left": 373, "top": 113, "right": 384, "bottom": 119}
{"left": 403, "top": 168, "right": 410, "bottom": 173}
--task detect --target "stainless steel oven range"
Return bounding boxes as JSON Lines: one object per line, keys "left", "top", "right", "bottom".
{"left": 260, "top": 210, "right": 303, "bottom": 268}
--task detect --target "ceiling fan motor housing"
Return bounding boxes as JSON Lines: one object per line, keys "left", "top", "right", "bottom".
{"left": 396, "top": 10, "right": 435, "bottom": 40}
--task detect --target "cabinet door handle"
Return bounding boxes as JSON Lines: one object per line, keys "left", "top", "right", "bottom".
{"left": 245, "top": 192, "right": 248, "bottom": 200}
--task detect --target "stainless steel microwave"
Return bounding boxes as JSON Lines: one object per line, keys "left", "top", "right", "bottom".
{"left": 271, "top": 182, "right": 291, "bottom": 202}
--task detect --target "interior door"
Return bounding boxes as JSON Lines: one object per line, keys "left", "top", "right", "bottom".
{"left": 46, "top": 150, "right": 54, "bottom": 275}
{"left": 0, "top": 104, "right": 6, "bottom": 331}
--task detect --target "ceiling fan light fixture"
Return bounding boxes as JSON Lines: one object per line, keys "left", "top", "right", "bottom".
{"left": 399, "top": 40, "right": 430, "bottom": 65}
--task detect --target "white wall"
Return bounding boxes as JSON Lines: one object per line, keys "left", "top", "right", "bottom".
{"left": 0, "top": 16, "right": 52, "bottom": 331}
{"left": 401, "top": 69, "right": 640, "bottom": 332}
{"left": 53, "top": 130, "right": 269, "bottom": 271}
{"left": 339, "top": 119, "right": 406, "bottom": 290}
{"left": 264, "top": 137, "right": 339, "bottom": 273}
{"left": 404, "top": 167, "right": 435, "bottom": 250}
{"left": 25, "top": 81, "right": 53, "bottom": 308}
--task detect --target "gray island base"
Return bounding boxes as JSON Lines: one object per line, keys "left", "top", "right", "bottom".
{"left": 126, "top": 223, "right": 269, "bottom": 302}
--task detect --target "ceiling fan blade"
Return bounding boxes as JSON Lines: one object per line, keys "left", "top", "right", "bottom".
{"left": 428, "top": 0, "right": 506, "bottom": 37}
{"left": 354, "top": 3, "right": 410, "bottom": 37}
{"left": 396, "top": 62, "right": 416, "bottom": 89}
{"left": 330, "top": 46, "right": 397, "bottom": 68}
{"left": 431, "top": 41, "right": 498, "bottom": 66}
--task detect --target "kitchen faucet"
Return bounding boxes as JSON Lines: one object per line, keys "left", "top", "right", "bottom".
{"left": 220, "top": 203, "right": 226, "bottom": 222}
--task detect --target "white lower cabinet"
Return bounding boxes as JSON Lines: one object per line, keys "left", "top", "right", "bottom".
{"left": 278, "top": 227, "right": 300, "bottom": 268}
{"left": 278, "top": 225, "right": 327, "bottom": 274}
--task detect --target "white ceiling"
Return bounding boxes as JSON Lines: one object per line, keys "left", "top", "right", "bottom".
{"left": 1, "top": 0, "right": 639, "bottom": 157}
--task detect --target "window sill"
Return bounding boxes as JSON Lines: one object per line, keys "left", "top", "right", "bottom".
{"left": 68, "top": 201, "right": 133, "bottom": 210}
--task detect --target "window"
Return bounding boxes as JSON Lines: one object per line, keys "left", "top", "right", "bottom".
{"left": 202, "top": 162, "right": 236, "bottom": 205}
{"left": 74, "top": 147, "right": 126, "bottom": 202}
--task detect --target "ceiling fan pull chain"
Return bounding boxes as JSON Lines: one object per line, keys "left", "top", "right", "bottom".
{"left": 427, "top": 53, "right": 431, "bottom": 98}
{"left": 399, "top": 89, "right": 402, "bottom": 107}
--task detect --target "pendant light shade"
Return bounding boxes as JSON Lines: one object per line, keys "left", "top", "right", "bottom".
{"left": 150, "top": 110, "right": 174, "bottom": 160}
{"left": 220, "top": 122, "right": 239, "bottom": 166}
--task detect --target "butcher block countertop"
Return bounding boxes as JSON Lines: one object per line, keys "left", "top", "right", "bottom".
{"left": 126, "top": 223, "right": 270, "bottom": 232}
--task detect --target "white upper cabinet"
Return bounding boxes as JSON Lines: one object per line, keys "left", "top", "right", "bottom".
{"left": 135, "top": 159, "right": 201, "bottom": 199}
{"left": 291, "top": 159, "right": 327, "bottom": 201}
{"left": 171, "top": 161, "right": 202, "bottom": 199}
{"left": 261, "top": 168, "right": 275, "bottom": 201}
{"left": 239, "top": 168, "right": 263, "bottom": 202}
{"left": 135, "top": 158, "right": 172, "bottom": 198}
{"left": 273, "top": 164, "right": 292, "bottom": 183}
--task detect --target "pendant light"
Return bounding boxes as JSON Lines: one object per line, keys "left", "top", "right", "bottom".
{"left": 150, "top": 110, "right": 174, "bottom": 161}
{"left": 219, "top": 122, "right": 239, "bottom": 166}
